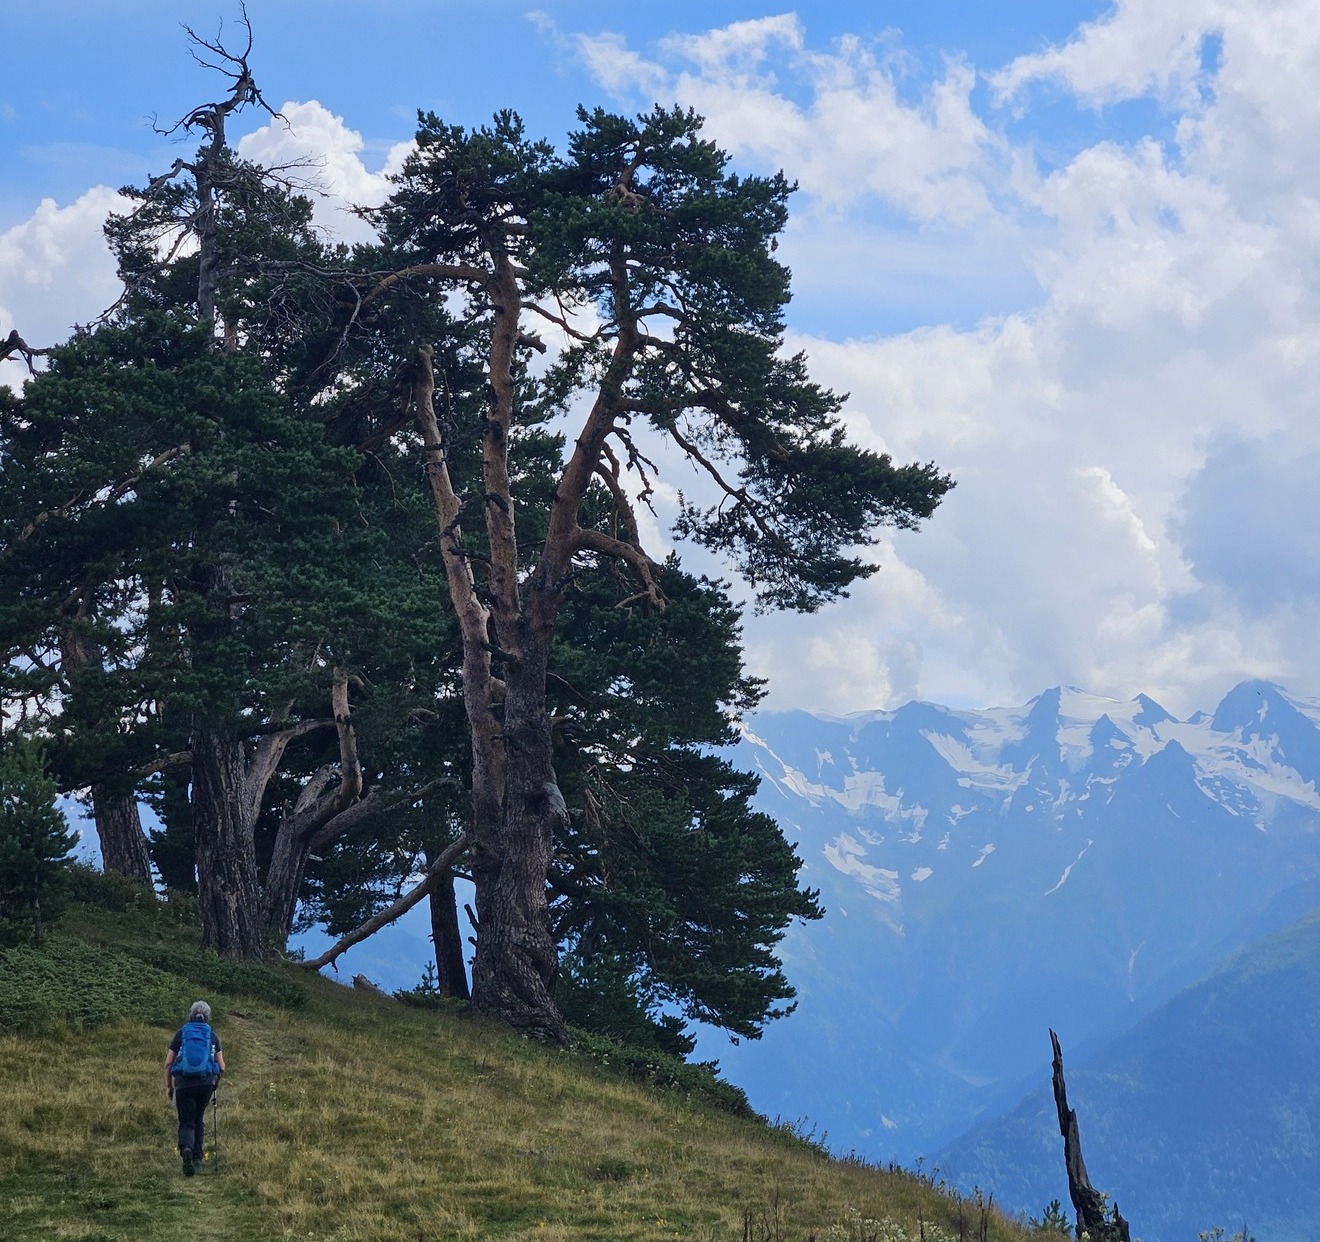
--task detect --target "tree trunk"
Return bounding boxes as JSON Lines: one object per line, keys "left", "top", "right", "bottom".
{"left": 260, "top": 790, "right": 385, "bottom": 947}
{"left": 192, "top": 728, "right": 264, "bottom": 959}
{"left": 469, "top": 639, "right": 567, "bottom": 1042}
{"left": 90, "top": 785, "right": 154, "bottom": 885}
{"left": 260, "top": 815, "right": 310, "bottom": 947}
{"left": 1050, "top": 1029, "right": 1131, "bottom": 1242}
{"left": 426, "top": 850, "right": 470, "bottom": 1000}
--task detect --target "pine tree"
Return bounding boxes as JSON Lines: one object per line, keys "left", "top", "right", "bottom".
{"left": 0, "top": 738, "right": 76, "bottom": 947}
{"left": 3, "top": 38, "right": 951, "bottom": 1041}
{"left": 345, "top": 105, "right": 951, "bottom": 1038}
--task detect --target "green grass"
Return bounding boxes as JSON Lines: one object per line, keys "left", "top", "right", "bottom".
{"left": 0, "top": 878, "right": 1038, "bottom": 1242}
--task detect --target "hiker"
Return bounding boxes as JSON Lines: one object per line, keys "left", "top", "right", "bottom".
{"left": 165, "top": 1000, "right": 225, "bottom": 1176}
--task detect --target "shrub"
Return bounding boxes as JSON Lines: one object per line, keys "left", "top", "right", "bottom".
{"left": 568, "top": 1027, "right": 754, "bottom": 1117}
{"left": 0, "top": 936, "right": 189, "bottom": 1032}
{"left": 1030, "top": 1199, "right": 1071, "bottom": 1236}
{"left": 556, "top": 949, "right": 696, "bottom": 1059}
{"left": 124, "top": 943, "right": 308, "bottom": 1009}
{"left": 66, "top": 862, "right": 156, "bottom": 913}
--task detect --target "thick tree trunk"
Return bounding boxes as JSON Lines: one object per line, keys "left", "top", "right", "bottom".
{"left": 469, "top": 640, "right": 567, "bottom": 1042}
{"left": 426, "top": 855, "right": 470, "bottom": 1000}
{"left": 1050, "top": 1029, "right": 1131, "bottom": 1242}
{"left": 261, "top": 817, "right": 310, "bottom": 947}
{"left": 192, "top": 729, "right": 264, "bottom": 959}
{"left": 260, "top": 790, "right": 385, "bottom": 946}
{"left": 90, "top": 785, "right": 154, "bottom": 885}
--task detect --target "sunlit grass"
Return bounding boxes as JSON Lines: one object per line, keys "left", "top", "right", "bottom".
{"left": 0, "top": 899, "right": 1036, "bottom": 1242}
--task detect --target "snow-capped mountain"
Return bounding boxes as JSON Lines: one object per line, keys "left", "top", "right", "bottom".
{"left": 697, "top": 680, "right": 1320, "bottom": 1161}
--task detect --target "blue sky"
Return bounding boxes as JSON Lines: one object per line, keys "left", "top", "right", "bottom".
{"left": 5, "top": 1, "right": 1320, "bottom": 718}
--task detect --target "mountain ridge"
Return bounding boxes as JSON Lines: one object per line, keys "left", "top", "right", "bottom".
{"left": 699, "top": 678, "right": 1320, "bottom": 1166}
{"left": 936, "top": 905, "right": 1320, "bottom": 1242}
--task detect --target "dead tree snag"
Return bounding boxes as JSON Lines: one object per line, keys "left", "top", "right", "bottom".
{"left": 1050, "top": 1029, "right": 1131, "bottom": 1242}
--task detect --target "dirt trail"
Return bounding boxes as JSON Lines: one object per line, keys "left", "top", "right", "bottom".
{"left": 156, "top": 1007, "right": 285, "bottom": 1241}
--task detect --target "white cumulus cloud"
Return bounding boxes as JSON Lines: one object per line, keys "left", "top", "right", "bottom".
{"left": 563, "top": 7, "right": 1320, "bottom": 718}
{"left": 237, "top": 101, "right": 414, "bottom": 245}
{"left": 0, "top": 187, "right": 123, "bottom": 392}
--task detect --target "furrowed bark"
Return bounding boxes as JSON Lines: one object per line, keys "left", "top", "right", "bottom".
{"left": 90, "top": 786, "right": 154, "bottom": 885}
{"left": 468, "top": 241, "right": 569, "bottom": 1042}
{"left": 412, "top": 336, "right": 566, "bottom": 1041}
{"left": 192, "top": 728, "right": 264, "bottom": 959}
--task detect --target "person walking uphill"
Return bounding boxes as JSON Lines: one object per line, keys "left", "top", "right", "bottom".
{"left": 165, "top": 1000, "right": 225, "bottom": 1176}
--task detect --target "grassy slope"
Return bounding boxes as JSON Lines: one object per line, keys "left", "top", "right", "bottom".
{"left": 0, "top": 883, "right": 1037, "bottom": 1242}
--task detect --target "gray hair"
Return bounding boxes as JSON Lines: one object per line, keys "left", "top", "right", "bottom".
{"left": 188, "top": 1000, "right": 212, "bottom": 1022}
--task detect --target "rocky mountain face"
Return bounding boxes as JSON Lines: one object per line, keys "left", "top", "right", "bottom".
{"left": 698, "top": 680, "right": 1320, "bottom": 1173}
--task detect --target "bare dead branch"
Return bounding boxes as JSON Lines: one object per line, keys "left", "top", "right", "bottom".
{"left": 300, "top": 833, "right": 470, "bottom": 972}
{"left": 0, "top": 329, "right": 51, "bottom": 373}
{"left": 573, "top": 526, "right": 665, "bottom": 611}
{"left": 664, "top": 419, "right": 784, "bottom": 547}
{"left": 244, "top": 716, "right": 337, "bottom": 824}
{"left": 520, "top": 299, "right": 601, "bottom": 344}
{"left": 134, "top": 751, "right": 194, "bottom": 780}
{"left": 359, "top": 262, "right": 491, "bottom": 312}
{"left": 167, "top": 3, "right": 283, "bottom": 139}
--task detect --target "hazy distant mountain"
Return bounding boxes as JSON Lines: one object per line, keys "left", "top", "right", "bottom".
{"left": 697, "top": 680, "right": 1320, "bottom": 1170}
{"left": 937, "top": 909, "right": 1320, "bottom": 1242}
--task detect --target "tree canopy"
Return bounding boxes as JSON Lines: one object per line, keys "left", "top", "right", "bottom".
{"left": 0, "top": 32, "right": 952, "bottom": 1050}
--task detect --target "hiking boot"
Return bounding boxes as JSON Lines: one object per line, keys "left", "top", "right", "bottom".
{"left": 182, "top": 1149, "right": 195, "bottom": 1177}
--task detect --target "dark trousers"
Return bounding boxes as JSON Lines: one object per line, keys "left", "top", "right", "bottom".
{"left": 174, "top": 1079, "right": 215, "bottom": 1159}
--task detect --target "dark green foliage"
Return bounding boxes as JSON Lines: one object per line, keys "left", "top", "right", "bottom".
{"left": 0, "top": 739, "right": 76, "bottom": 947}
{"left": 1030, "top": 1199, "right": 1071, "bottom": 1235}
{"left": 567, "top": 1027, "right": 754, "bottom": 1118}
{"left": 1, "top": 316, "right": 366, "bottom": 773}
{"left": 124, "top": 943, "right": 306, "bottom": 1009}
{"left": 3, "top": 83, "right": 946, "bottom": 1042}
{"left": 0, "top": 936, "right": 188, "bottom": 1032}
{"left": 535, "top": 105, "right": 954, "bottom": 612}
{"left": 65, "top": 863, "right": 158, "bottom": 915}
{"left": 556, "top": 950, "right": 695, "bottom": 1059}
{"left": 549, "top": 562, "right": 821, "bottom": 1044}
{"left": 555, "top": 748, "right": 820, "bottom": 1041}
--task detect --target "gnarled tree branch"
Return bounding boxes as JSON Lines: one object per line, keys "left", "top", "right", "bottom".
{"left": 300, "top": 833, "right": 470, "bottom": 973}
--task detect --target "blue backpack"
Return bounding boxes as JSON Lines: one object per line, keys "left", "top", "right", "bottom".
{"left": 174, "top": 1020, "right": 218, "bottom": 1078}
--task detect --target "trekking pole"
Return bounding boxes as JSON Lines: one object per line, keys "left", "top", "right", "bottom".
{"left": 210, "top": 1086, "right": 220, "bottom": 1168}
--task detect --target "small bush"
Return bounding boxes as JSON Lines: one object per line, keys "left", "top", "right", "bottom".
{"left": 1030, "top": 1199, "right": 1071, "bottom": 1236}
{"left": 0, "top": 739, "right": 77, "bottom": 947}
{"left": 568, "top": 1027, "right": 753, "bottom": 1116}
{"left": 65, "top": 863, "right": 156, "bottom": 914}
{"left": 125, "top": 943, "right": 307, "bottom": 1009}
{"left": 0, "top": 936, "right": 189, "bottom": 1032}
